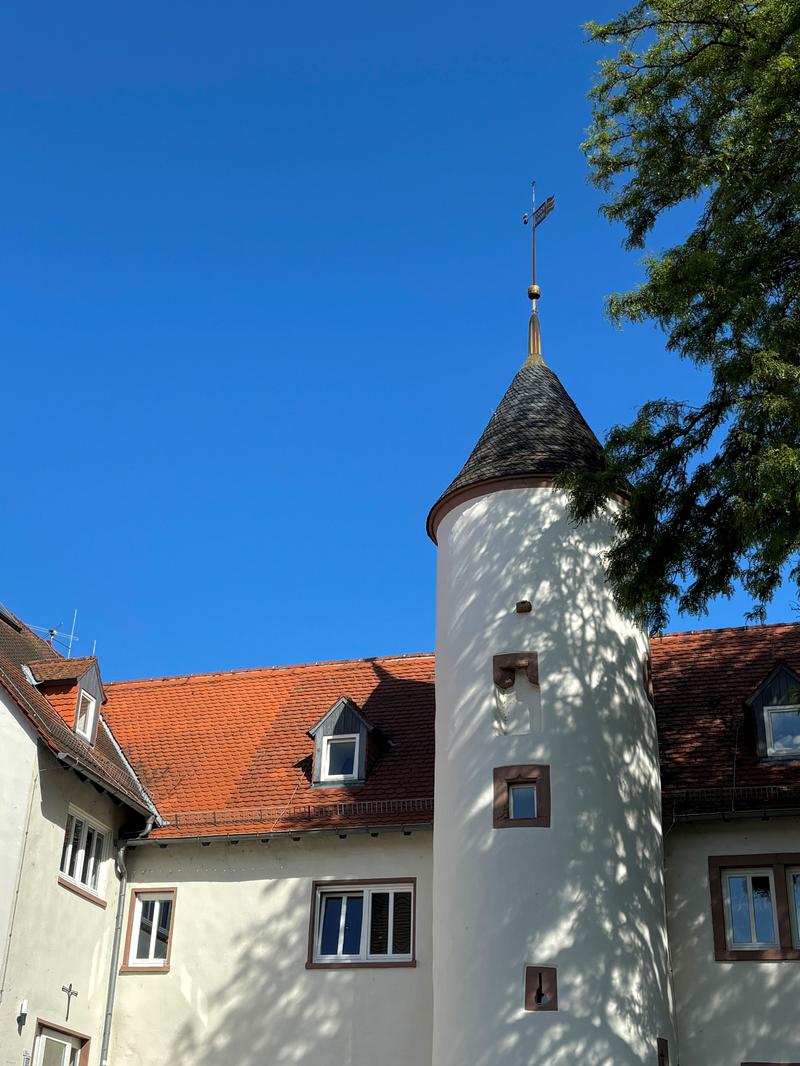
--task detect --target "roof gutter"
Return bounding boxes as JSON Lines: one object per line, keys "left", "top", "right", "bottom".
{"left": 126, "top": 821, "right": 433, "bottom": 847}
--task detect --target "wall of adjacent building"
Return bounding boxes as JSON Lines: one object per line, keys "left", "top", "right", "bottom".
{"left": 666, "top": 817, "right": 800, "bottom": 1066}
{"left": 0, "top": 688, "right": 39, "bottom": 1000}
{"left": 111, "top": 831, "right": 433, "bottom": 1066}
{"left": 0, "top": 743, "right": 127, "bottom": 1066}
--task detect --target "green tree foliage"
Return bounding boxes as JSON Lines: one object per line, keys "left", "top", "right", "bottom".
{"left": 561, "top": 0, "right": 800, "bottom": 631}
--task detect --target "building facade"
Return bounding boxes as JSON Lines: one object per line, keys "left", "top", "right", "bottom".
{"left": 2, "top": 331, "right": 800, "bottom": 1066}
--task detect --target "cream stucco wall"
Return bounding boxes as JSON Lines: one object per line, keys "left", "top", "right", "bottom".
{"left": 0, "top": 744, "right": 127, "bottom": 1066}
{"left": 0, "top": 688, "right": 38, "bottom": 1000}
{"left": 666, "top": 817, "right": 800, "bottom": 1066}
{"left": 111, "top": 830, "right": 433, "bottom": 1066}
{"left": 432, "top": 487, "right": 675, "bottom": 1066}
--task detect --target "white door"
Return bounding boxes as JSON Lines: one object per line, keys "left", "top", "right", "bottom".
{"left": 33, "top": 1027, "right": 81, "bottom": 1066}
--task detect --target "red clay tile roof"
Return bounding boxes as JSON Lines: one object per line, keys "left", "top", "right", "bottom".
{"left": 652, "top": 622, "right": 800, "bottom": 815}
{"left": 103, "top": 654, "right": 435, "bottom": 839}
{"left": 0, "top": 609, "right": 156, "bottom": 818}
{"left": 28, "top": 656, "right": 101, "bottom": 685}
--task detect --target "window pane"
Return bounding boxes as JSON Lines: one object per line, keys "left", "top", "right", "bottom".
{"left": 60, "top": 816, "right": 73, "bottom": 874}
{"left": 789, "top": 871, "right": 800, "bottom": 946}
{"left": 40, "top": 1037, "right": 68, "bottom": 1066}
{"left": 342, "top": 895, "right": 363, "bottom": 955}
{"left": 728, "top": 875, "right": 752, "bottom": 944}
{"left": 81, "top": 827, "right": 95, "bottom": 885}
{"left": 370, "top": 892, "right": 390, "bottom": 954}
{"left": 392, "top": 892, "right": 412, "bottom": 955}
{"left": 91, "top": 833, "right": 104, "bottom": 891}
{"left": 76, "top": 694, "right": 91, "bottom": 734}
{"left": 153, "top": 899, "right": 172, "bottom": 960}
{"left": 752, "top": 875, "right": 776, "bottom": 943}
{"left": 770, "top": 709, "right": 800, "bottom": 753}
{"left": 319, "top": 896, "right": 342, "bottom": 956}
{"left": 510, "top": 785, "right": 537, "bottom": 820}
{"left": 137, "top": 899, "right": 156, "bottom": 959}
{"left": 327, "top": 740, "right": 356, "bottom": 777}
{"left": 67, "top": 818, "right": 84, "bottom": 879}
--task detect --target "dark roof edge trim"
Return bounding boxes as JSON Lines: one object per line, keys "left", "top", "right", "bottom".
{"left": 56, "top": 752, "right": 155, "bottom": 820}
{"left": 127, "top": 821, "right": 434, "bottom": 846}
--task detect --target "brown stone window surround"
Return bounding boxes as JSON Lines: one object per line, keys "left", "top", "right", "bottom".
{"left": 493, "top": 765, "right": 551, "bottom": 829}
{"left": 120, "top": 887, "right": 177, "bottom": 974}
{"left": 306, "top": 878, "right": 417, "bottom": 970}
{"left": 709, "top": 854, "right": 800, "bottom": 961}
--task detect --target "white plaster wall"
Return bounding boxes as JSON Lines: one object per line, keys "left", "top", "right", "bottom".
{"left": 0, "top": 745, "right": 126, "bottom": 1066}
{"left": 666, "top": 817, "right": 800, "bottom": 1066}
{"left": 432, "top": 487, "right": 674, "bottom": 1066}
{"left": 0, "top": 689, "right": 38, "bottom": 994}
{"left": 110, "top": 831, "right": 433, "bottom": 1066}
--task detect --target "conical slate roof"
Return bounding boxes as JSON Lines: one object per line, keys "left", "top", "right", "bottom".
{"left": 427, "top": 360, "right": 604, "bottom": 540}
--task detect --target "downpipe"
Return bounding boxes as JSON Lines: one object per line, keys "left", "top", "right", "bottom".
{"left": 100, "top": 816, "right": 154, "bottom": 1065}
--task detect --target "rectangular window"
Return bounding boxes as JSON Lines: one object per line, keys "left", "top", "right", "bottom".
{"left": 33, "top": 1025, "right": 84, "bottom": 1066}
{"left": 59, "top": 809, "right": 108, "bottom": 897}
{"left": 765, "top": 705, "right": 800, "bottom": 756}
{"left": 320, "top": 734, "right": 359, "bottom": 782}
{"left": 123, "top": 889, "right": 176, "bottom": 972}
{"left": 308, "top": 881, "right": 415, "bottom": 967}
{"left": 723, "top": 870, "right": 778, "bottom": 948}
{"left": 709, "top": 854, "right": 800, "bottom": 961}
{"left": 74, "top": 690, "right": 97, "bottom": 741}
{"left": 493, "top": 764, "right": 551, "bottom": 829}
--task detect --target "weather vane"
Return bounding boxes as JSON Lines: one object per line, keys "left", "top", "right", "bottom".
{"left": 522, "top": 182, "right": 555, "bottom": 362}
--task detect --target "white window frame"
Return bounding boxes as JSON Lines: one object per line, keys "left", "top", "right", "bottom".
{"left": 320, "top": 733, "right": 360, "bottom": 783}
{"left": 127, "top": 890, "right": 176, "bottom": 968}
{"left": 74, "top": 689, "right": 97, "bottom": 741}
{"left": 787, "top": 867, "right": 800, "bottom": 948}
{"left": 59, "top": 806, "right": 109, "bottom": 897}
{"left": 509, "top": 782, "right": 537, "bottom": 820}
{"left": 313, "top": 882, "right": 414, "bottom": 964}
{"left": 33, "top": 1026, "right": 81, "bottom": 1066}
{"left": 765, "top": 704, "right": 800, "bottom": 757}
{"left": 722, "top": 868, "right": 780, "bottom": 949}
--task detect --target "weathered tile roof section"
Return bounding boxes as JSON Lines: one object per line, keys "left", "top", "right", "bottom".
{"left": 103, "top": 653, "right": 435, "bottom": 839}
{"left": 428, "top": 363, "right": 604, "bottom": 537}
{"left": 0, "top": 609, "right": 156, "bottom": 817}
{"left": 652, "top": 622, "right": 800, "bottom": 815}
{"left": 28, "top": 656, "right": 101, "bottom": 685}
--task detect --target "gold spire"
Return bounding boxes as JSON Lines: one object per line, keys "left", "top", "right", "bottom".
{"left": 522, "top": 186, "right": 555, "bottom": 366}
{"left": 527, "top": 285, "right": 543, "bottom": 365}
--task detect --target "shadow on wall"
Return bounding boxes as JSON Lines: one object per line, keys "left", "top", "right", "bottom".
{"left": 432, "top": 489, "right": 676, "bottom": 1066}
{"left": 157, "top": 846, "right": 429, "bottom": 1066}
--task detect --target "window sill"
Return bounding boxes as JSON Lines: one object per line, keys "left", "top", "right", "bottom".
{"left": 714, "top": 946, "right": 800, "bottom": 962}
{"left": 119, "top": 964, "right": 171, "bottom": 975}
{"left": 58, "top": 876, "right": 107, "bottom": 909}
{"left": 306, "top": 960, "right": 416, "bottom": 970}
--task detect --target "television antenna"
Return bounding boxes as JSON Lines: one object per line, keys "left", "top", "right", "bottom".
{"left": 29, "top": 609, "right": 80, "bottom": 657}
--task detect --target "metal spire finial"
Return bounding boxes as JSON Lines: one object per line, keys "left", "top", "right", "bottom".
{"left": 522, "top": 183, "right": 555, "bottom": 365}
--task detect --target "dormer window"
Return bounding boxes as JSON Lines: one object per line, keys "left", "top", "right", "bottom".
{"left": 75, "top": 690, "right": 97, "bottom": 741}
{"left": 308, "top": 697, "right": 380, "bottom": 788}
{"left": 746, "top": 664, "right": 800, "bottom": 762}
{"left": 321, "top": 734, "right": 360, "bottom": 783}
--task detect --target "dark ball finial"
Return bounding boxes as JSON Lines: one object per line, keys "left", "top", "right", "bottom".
{"left": 528, "top": 284, "right": 541, "bottom": 301}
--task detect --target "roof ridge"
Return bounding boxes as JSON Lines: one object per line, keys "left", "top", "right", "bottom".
{"left": 655, "top": 620, "right": 800, "bottom": 640}
{"left": 106, "top": 650, "right": 435, "bottom": 689}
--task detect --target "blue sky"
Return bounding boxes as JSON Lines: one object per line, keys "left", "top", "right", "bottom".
{"left": 2, "top": 1, "right": 794, "bottom": 680}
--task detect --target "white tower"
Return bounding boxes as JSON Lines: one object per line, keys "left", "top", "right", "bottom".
{"left": 427, "top": 268, "right": 675, "bottom": 1065}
